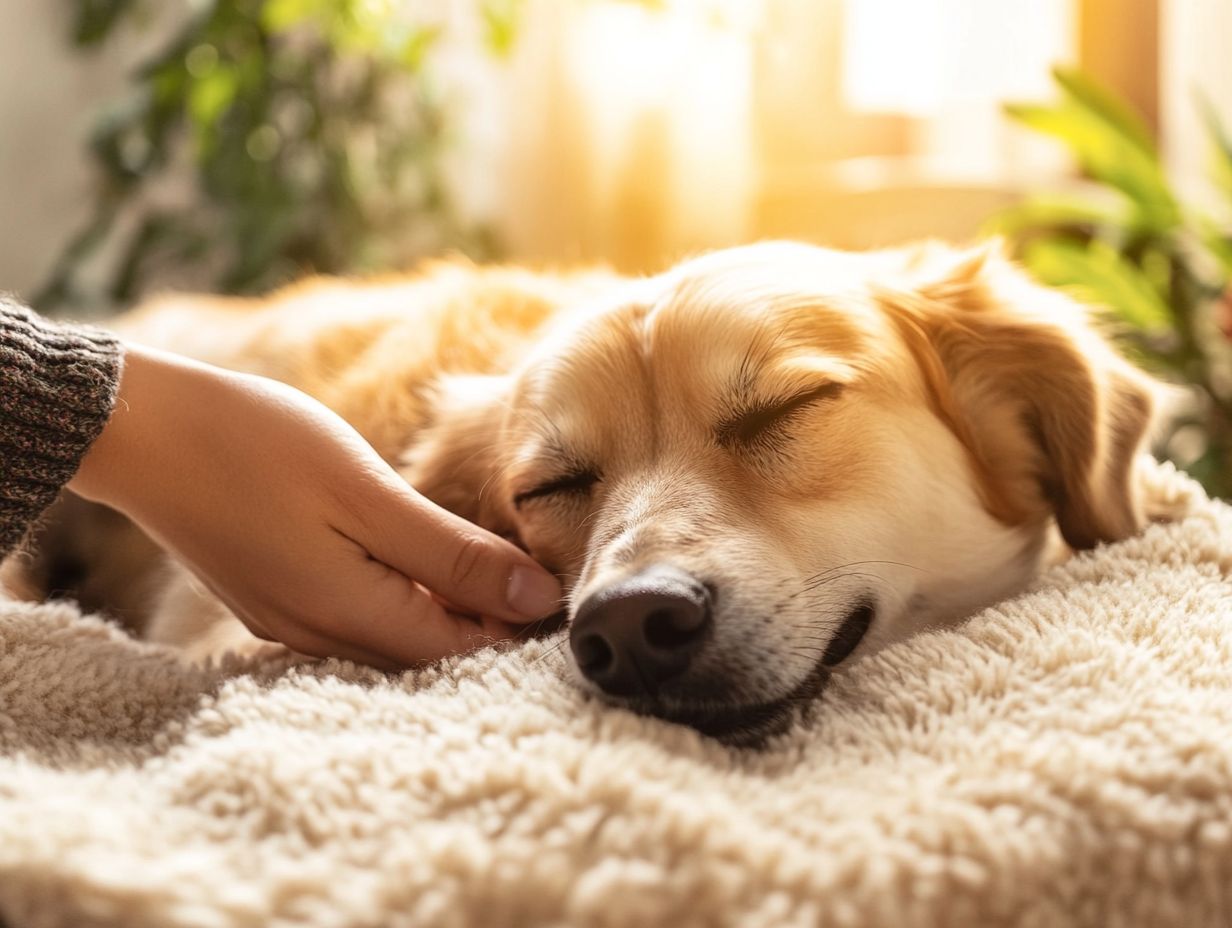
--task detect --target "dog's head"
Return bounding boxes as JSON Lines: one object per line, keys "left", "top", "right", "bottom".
{"left": 406, "top": 241, "right": 1157, "bottom": 742}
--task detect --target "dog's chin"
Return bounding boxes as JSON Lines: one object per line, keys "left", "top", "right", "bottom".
{"left": 645, "top": 663, "right": 833, "bottom": 747}
{"left": 614, "top": 599, "right": 877, "bottom": 748}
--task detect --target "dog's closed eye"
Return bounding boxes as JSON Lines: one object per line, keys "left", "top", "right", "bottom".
{"left": 513, "top": 469, "right": 600, "bottom": 509}
{"left": 717, "top": 381, "right": 845, "bottom": 448}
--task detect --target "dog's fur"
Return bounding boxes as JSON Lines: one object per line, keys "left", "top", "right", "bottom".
{"left": 8, "top": 240, "right": 1161, "bottom": 739}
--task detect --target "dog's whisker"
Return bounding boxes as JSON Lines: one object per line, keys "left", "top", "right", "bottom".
{"left": 802, "top": 559, "right": 928, "bottom": 586}
{"left": 529, "top": 635, "right": 569, "bottom": 666}
{"left": 474, "top": 457, "right": 527, "bottom": 506}
{"left": 789, "top": 647, "right": 829, "bottom": 659}
{"left": 511, "top": 606, "right": 570, "bottom": 641}
{"left": 788, "top": 570, "right": 893, "bottom": 600}
{"left": 800, "top": 569, "right": 894, "bottom": 589}
{"left": 800, "top": 570, "right": 898, "bottom": 591}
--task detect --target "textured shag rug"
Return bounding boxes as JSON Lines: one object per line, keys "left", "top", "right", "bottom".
{"left": 1, "top": 462, "right": 1231, "bottom": 928}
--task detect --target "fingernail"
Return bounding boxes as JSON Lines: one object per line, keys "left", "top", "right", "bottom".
{"left": 507, "top": 565, "right": 562, "bottom": 618}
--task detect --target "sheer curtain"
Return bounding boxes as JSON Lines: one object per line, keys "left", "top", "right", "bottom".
{"left": 487, "top": 0, "right": 1076, "bottom": 272}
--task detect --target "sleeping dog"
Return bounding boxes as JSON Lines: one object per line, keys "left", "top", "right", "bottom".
{"left": 10, "top": 240, "right": 1160, "bottom": 742}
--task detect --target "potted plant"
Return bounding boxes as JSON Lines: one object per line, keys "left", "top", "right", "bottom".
{"left": 991, "top": 67, "right": 1232, "bottom": 498}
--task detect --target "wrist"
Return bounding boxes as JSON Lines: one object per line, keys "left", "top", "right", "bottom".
{"left": 68, "top": 344, "right": 207, "bottom": 514}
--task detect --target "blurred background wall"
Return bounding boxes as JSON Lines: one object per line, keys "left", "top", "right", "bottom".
{"left": 0, "top": 1, "right": 141, "bottom": 298}
{"left": 1, "top": 0, "right": 1227, "bottom": 301}
{"left": 2, "top": 0, "right": 1230, "bottom": 492}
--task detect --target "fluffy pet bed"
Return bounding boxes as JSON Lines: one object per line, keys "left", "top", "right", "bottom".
{"left": 1, "top": 461, "right": 1230, "bottom": 928}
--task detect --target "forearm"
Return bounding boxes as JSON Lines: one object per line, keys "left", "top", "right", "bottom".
{"left": 67, "top": 342, "right": 561, "bottom": 666}
{"left": 0, "top": 299, "right": 121, "bottom": 557}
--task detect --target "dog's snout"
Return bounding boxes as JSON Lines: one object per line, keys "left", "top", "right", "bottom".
{"left": 570, "top": 565, "right": 712, "bottom": 697}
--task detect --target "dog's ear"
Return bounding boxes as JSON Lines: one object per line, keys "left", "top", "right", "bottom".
{"left": 399, "top": 375, "right": 514, "bottom": 533}
{"left": 882, "top": 243, "right": 1158, "bottom": 550}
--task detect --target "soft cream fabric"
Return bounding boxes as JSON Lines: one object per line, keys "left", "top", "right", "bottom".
{"left": 1, "top": 462, "right": 1230, "bottom": 928}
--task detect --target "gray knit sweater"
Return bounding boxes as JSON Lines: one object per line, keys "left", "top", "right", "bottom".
{"left": 0, "top": 300, "right": 122, "bottom": 557}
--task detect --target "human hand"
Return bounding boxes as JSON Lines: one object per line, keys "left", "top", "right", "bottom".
{"left": 69, "top": 344, "right": 562, "bottom": 669}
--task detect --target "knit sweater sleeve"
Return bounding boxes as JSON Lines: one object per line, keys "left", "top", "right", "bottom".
{"left": 0, "top": 299, "right": 122, "bottom": 557}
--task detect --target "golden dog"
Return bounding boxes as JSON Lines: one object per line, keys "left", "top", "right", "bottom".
{"left": 13, "top": 240, "right": 1160, "bottom": 742}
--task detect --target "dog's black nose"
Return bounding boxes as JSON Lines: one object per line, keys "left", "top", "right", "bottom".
{"left": 570, "top": 565, "right": 712, "bottom": 697}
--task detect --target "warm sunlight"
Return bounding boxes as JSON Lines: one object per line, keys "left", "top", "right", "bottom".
{"left": 842, "top": 0, "right": 1072, "bottom": 114}
{"left": 490, "top": 0, "right": 1080, "bottom": 269}
{"left": 3, "top": 3, "right": 1232, "bottom": 925}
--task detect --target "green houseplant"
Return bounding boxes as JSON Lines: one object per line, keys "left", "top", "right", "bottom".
{"left": 39, "top": 0, "right": 523, "bottom": 313}
{"left": 991, "top": 68, "right": 1232, "bottom": 498}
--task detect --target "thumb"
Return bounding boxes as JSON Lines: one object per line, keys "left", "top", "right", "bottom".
{"left": 352, "top": 477, "right": 563, "bottom": 623}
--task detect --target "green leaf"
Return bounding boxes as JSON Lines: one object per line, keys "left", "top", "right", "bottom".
{"left": 1197, "top": 214, "right": 1232, "bottom": 282}
{"left": 260, "top": 0, "right": 324, "bottom": 33}
{"left": 482, "top": 0, "right": 524, "bottom": 57}
{"left": 187, "top": 64, "right": 238, "bottom": 154}
{"left": 71, "top": 0, "right": 138, "bottom": 47}
{"left": 982, "top": 194, "right": 1132, "bottom": 238}
{"left": 398, "top": 27, "right": 441, "bottom": 72}
{"left": 1053, "top": 67, "right": 1157, "bottom": 156}
{"left": 1005, "top": 70, "right": 1179, "bottom": 230}
{"left": 1023, "top": 238, "right": 1175, "bottom": 332}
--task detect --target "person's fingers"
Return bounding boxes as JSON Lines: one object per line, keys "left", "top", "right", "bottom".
{"left": 338, "top": 558, "right": 529, "bottom": 664}
{"left": 191, "top": 537, "right": 528, "bottom": 668}
{"left": 349, "top": 480, "right": 563, "bottom": 624}
{"left": 184, "top": 565, "right": 404, "bottom": 668}
{"left": 259, "top": 625, "right": 405, "bottom": 672}
{"left": 245, "top": 621, "right": 278, "bottom": 643}
{"left": 254, "top": 546, "right": 527, "bottom": 666}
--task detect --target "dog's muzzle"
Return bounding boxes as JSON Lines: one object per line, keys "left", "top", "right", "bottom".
{"left": 569, "top": 564, "right": 712, "bottom": 698}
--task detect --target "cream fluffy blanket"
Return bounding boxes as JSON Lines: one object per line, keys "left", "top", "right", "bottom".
{"left": 1, "top": 463, "right": 1231, "bottom": 928}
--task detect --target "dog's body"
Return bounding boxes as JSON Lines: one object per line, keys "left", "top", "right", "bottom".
{"left": 10, "top": 241, "right": 1161, "bottom": 742}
